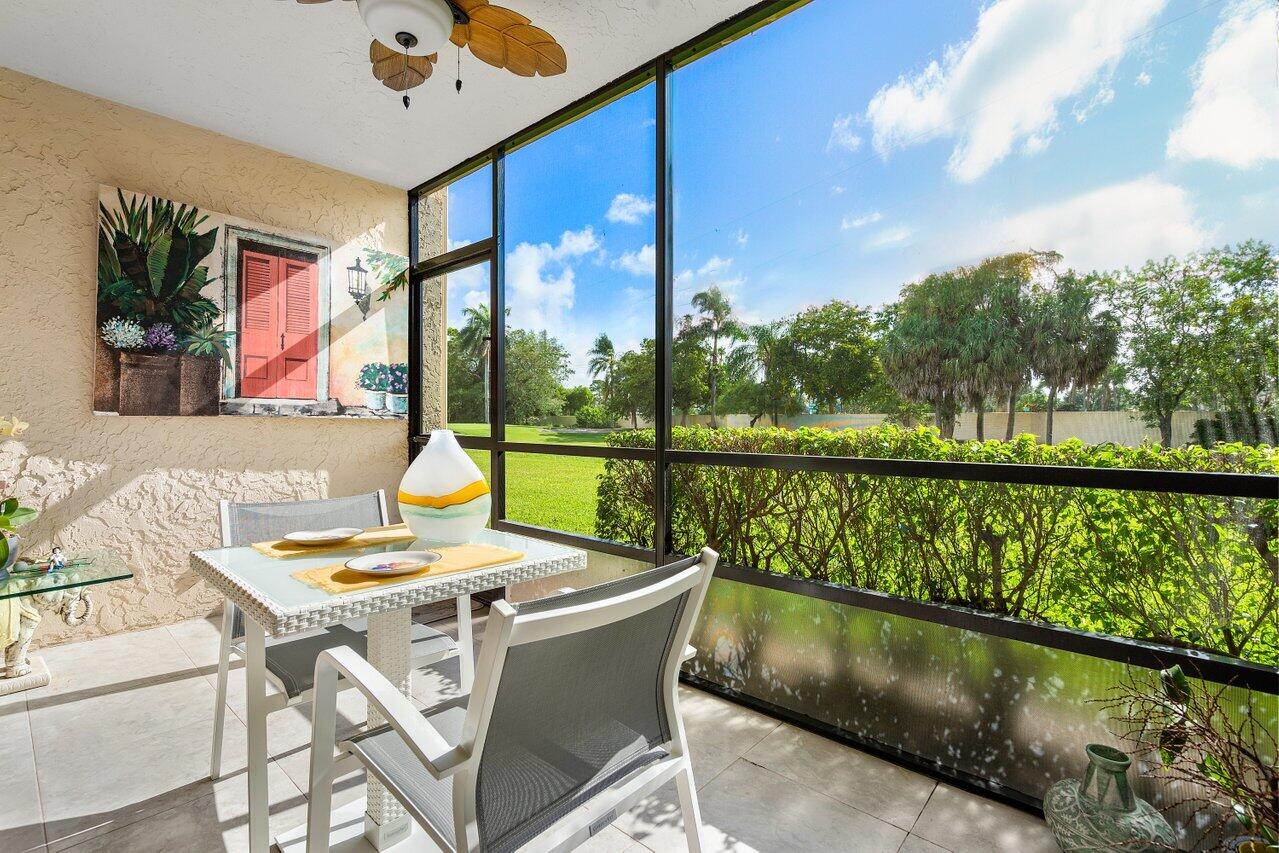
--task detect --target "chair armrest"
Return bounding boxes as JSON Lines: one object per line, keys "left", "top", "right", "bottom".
{"left": 315, "top": 646, "right": 468, "bottom": 779}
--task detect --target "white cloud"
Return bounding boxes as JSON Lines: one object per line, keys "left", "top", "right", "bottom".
{"left": 605, "top": 193, "right": 655, "bottom": 224}
{"left": 735, "top": 229, "right": 749, "bottom": 247}
{"left": 673, "top": 256, "right": 745, "bottom": 308}
{"left": 1167, "top": 0, "right": 1279, "bottom": 169}
{"left": 1135, "top": 71, "right": 1152, "bottom": 86}
{"left": 826, "top": 114, "right": 863, "bottom": 153}
{"left": 505, "top": 226, "right": 600, "bottom": 333}
{"left": 446, "top": 263, "right": 487, "bottom": 322}
{"left": 1071, "top": 83, "right": 1114, "bottom": 123}
{"left": 865, "top": 0, "right": 1164, "bottom": 182}
{"left": 841, "top": 211, "right": 883, "bottom": 230}
{"left": 865, "top": 226, "right": 914, "bottom": 250}
{"left": 830, "top": 185, "right": 846, "bottom": 195}
{"left": 983, "top": 176, "right": 1206, "bottom": 272}
{"left": 614, "top": 243, "right": 655, "bottom": 277}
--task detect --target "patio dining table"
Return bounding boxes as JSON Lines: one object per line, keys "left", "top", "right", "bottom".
{"left": 190, "top": 528, "right": 586, "bottom": 853}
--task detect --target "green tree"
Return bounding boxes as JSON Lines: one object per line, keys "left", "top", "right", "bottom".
{"left": 560, "top": 386, "right": 594, "bottom": 417}
{"left": 1027, "top": 272, "right": 1119, "bottom": 443}
{"left": 962, "top": 252, "right": 1059, "bottom": 440}
{"left": 687, "top": 286, "right": 743, "bottom": 428}
{"left": 613, "top": 340, "right": 656, "bottom": 429}
{"left": 587, "top": 333, "right": 618, "bottom": 409}
{"left": 672, "top": 319, "right": 709, "bottom": 425}
{"left": 504, "top": 329, "right": 570, "bottom": 424}
{"left": 726, "top": 321, "right": 802, "bottom": 426}
{"left": 787, "top": 301, "right": 886, "bottom": 414}
{"left": 1103, "top": 252, "right": 1222, "bottom": 447}
{"left": 1202, "top": 241, "right": 1278, "bottom": 418}
{"left": 446, "top": 327, "right": 484, "bottom": 423}
{"left": 456, "top": 304, "right": 492, "bottom": 422}
{"left": 881, "top": 271, "right": 974, "bottom": 438}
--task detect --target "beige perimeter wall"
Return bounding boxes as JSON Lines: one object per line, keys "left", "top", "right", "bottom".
{"left": 0, "top": 68, "right": 441, "bottom": 648}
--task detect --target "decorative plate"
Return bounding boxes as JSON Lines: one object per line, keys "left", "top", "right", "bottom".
{"left": 282, "top": 527, "right": 363, "bottom": 545}
{"left": 344, "top": 550, "right": 440, "bottom": 576}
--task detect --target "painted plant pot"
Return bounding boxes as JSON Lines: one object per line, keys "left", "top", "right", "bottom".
{"left": 179, "top": 354, "right": 221, "bottom": 416}
{"left": 1044, "top": 744, "right": 1175, "bottom": 852}
{"left": 118, "top": 352, "right": 180, "bottom": 416}
{"left": 398, "top": 429, "right": 490, "bottom": 544}
{"left": 93, "top": 337, "right": 121, "bottom": 413}
{"left": 386, "top": 393, "right": 408, "bottom": 415}
{"left": 363, "top": 390, "right": 386, "bottom": 410}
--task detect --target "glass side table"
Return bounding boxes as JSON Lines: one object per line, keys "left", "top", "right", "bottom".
{"left": 0, "top": 551, "right": 133, "bottom": 695}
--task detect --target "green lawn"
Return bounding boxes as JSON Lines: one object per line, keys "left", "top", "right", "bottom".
{"left": 453, "top": 424, "right": 608, "bottom": 537}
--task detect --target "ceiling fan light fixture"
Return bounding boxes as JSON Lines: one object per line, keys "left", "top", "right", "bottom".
{"left": 356, "top": 0, "right": 453, "bottom": 56}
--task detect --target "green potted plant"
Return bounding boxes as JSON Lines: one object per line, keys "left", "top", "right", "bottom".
{"left": 1103, "top": 665, "right": 1278, "bottom": 851}
{"left": 386, "top": 363, "right": 409, "bottom": 415}
{"left": 358, "top": 363, "right": 389, "bottom": 410}
{"left": 178, "top": 322, "right": 234, "bottom": 416}
{"left": 0, "top": 496, "right": 38, "bottom": 578}
{"left": 97, "top": 191, "right": 220, "bottom": 416}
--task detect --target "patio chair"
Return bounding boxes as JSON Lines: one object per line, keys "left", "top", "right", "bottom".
{"left": 209, "top": 490, "right": 470, "bottom": 780}
{"left": 304, "top": 547, "right": 719, "bottom": 853}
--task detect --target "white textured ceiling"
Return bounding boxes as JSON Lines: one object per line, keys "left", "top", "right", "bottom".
{"left": 0, "top": 0, "right": 753, "bottom": 188}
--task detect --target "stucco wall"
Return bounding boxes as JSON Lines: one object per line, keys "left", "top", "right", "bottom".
{"left": 0, "top": 67, "right": 442, "bottom": 647}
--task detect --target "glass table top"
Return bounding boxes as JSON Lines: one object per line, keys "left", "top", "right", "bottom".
{"left": 193, "top": 527, "right": 581, "bottom": 610}
{"left": 0, "top": 550, "right": 133, "bottom": 600}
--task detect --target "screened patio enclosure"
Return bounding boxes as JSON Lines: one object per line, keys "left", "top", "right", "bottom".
{"left": 403, "top": 0, "right": 1278, "bottom": 845}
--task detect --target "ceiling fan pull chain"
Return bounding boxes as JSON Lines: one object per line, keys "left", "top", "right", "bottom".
{"left": 456, "top": 44, "right": 462, "bottom": 93}
{"left": 403, "top": 43, "right": 412, "bottom": 109}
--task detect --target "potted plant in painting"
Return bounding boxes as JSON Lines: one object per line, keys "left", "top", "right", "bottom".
{"left": 97, "top": 190, "right": 219, "bottom": 416}
{"left": 386, "top": 363, "right": 409, "bottom": 415}
{"left": 358, "top": 363, "right": 388, "bottom": 410}
{"left": 178, "top": 322, "right": 234, "bottom": 416}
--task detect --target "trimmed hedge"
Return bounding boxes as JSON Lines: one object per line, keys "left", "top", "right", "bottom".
{"left": 596, "top": 426, "right": 1279, "bottom": 665}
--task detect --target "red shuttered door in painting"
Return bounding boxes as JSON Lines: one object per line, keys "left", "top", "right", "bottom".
{"left": 237, "top": 248, "right": 319, "bottom": 400}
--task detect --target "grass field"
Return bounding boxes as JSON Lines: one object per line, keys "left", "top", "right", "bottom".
{"left": 452, "top": 423, "right": 611, "bottom": 537}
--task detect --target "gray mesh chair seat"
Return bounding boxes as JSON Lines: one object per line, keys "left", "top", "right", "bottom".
{"left": 347, "top": 697, "right": 669, "bottom": 853}
{"left": 306, "top": 550, "right": 719, "bottom": 853}
{"left": 263, "top": 622, "right": 456, "bottom": 699}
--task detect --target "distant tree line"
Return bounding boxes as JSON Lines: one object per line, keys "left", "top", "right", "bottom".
{"left": 446, "top": 240, "right": 1276, "bottom": 447}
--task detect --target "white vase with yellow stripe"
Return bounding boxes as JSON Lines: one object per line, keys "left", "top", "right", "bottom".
{"left": 398, "top": 429, "right": 490, "bottom": 544}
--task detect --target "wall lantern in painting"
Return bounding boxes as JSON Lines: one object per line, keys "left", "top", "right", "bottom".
{"left": 347, "top": 256, "right": 372, "bottom": 320}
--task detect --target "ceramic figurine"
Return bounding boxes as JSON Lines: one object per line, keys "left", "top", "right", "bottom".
{"left": 49, "top": 547, "right": 65, "bottom": 572}
{"left": 398, "top": 429, "right": 490, "bottom": 543}
{"left": 1044, "top": 743, "right": 1176, "bottom": 852}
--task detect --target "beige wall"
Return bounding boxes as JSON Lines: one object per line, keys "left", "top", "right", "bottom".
{"left": 0, "top": 68, "right": 438, "bottom": 647}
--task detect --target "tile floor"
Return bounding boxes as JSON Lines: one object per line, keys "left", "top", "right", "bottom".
{"left": 0, "top": 612, "right": 1060, "bottom": 852}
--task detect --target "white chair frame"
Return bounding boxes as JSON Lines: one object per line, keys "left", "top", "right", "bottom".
{"left": 208, "top": 489, "right": 475, "bottom": 780}
{"left": 304, "top": 548, "right": 718, "bottom": 853}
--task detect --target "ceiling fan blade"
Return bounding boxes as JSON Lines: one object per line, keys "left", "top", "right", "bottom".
{"left": 369, "top": 39, "right": 435, "bottom": 91}
{"left": 452, "top": 1, "right": 566, "bottom": 77}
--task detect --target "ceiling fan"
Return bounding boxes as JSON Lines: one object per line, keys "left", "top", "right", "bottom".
{"left": 286, "top": 0, "right": 566, "bottom": 106}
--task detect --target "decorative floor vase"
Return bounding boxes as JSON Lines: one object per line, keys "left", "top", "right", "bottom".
{"left": 1044, "top": 744, "right": 1175, "bottom": 852}
{"left": 398, "top": 429, "right": 490, "bottom": 544}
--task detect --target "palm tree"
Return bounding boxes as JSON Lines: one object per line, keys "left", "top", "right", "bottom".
{"left": 1028, "top": 273, "right": 1119, "bottom": 443}
{"left": 727, "top": 322, "right": 799, "bottom": 426}
{"left": 456, "top": 304, "right": 491, "bottom": 422}
{"left": 688, "top": 286, "right": 742, "bottom": 428}
{"left": 587, "top": 333, "right": 617, "bottom": 408}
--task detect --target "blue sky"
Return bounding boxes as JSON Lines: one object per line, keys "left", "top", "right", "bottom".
{"left": 444, "top": 0, "right": 1279, "bottom": 385}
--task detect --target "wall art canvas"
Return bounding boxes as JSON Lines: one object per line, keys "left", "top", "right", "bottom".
{"left": 94, "top": 186, "right": 408, "bottom": 418}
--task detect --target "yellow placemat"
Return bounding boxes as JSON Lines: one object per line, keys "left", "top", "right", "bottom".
{"left": 251, "top": 524, "right": 418, "bottom": 559}
{"left": 291, "top": 543, "right": 525, "bottom": 595}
